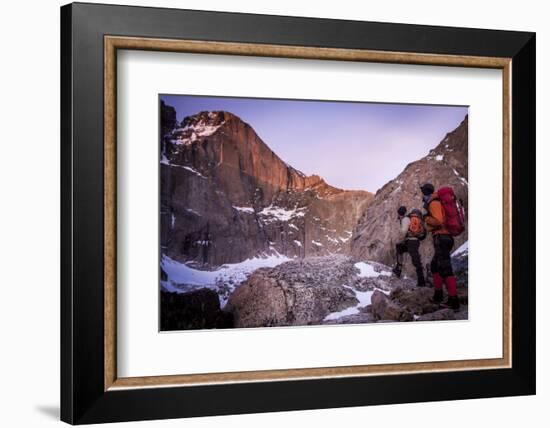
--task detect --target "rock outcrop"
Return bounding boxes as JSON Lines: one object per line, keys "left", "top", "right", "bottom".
{"left": 452, "top": 241, "right": 469, "bottom": 287}
{"left": 417, "top": 308, "right": 458, "bottom": 321}
{"left": 370, "top": 290, "right": 412, "bottom": 321}
{"left": 225, "top": 255, "right": 361, "bottom": 328}
{"left": 160, "top": 106, "right": 373, "bottom": 267}
{"left": 160, "top": 100, "right": 177, "bottom": 137}
{"left": 351, "top": 116, "right": 469, "bottom": 271}
{"left": 160, "top": 288, "right": 233, "bottom": 330}
{"left": 369, "top": 284, "right": 468, "bottom": 322}
{"left": 225, "top": 253, "right": 469, "bottom": 328}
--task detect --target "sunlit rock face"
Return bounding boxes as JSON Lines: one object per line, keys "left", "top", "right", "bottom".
{"left": 160, "top": 107, "right": 372, "bottom": 267}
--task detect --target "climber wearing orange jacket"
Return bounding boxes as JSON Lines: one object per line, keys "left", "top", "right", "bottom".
{"left": 420, "top": 183, "right": 459, "bottom": 310}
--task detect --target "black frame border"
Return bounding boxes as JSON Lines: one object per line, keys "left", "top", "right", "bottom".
{"left": 61, "top": 2, "right": 535, "bottom": 424}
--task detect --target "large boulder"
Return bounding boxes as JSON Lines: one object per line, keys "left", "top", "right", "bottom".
{"left": 226, "top": 256, "right": 360, "bottom": 327}
{"left": 390, "top": 286, "right": 439, "bottom": 314}
{"left": 370, "top": 290, "right": 413, "bottom": 321}
{"left": 370, "top": 284, "right": 469, "bottom": 322}
{"left": 160, "top": 288, "right": 233, "bottom": 331}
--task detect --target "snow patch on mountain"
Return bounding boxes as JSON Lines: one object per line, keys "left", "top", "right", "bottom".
{"left": 170, "top": 120, "right": 224, "bottom": 146}
{"left": 452, "top": 168, "right": 469, "bottom": 186}
{"left": 259, "top": 204, "right": 307, "bottom": 223}
{"left": 327, "top": 236, "right": 340, "bottom": 244}
{"left": 185, "top": 208, "right": 201, "bottom": 216}
{"left": 323, "top": 283, "right": 390, "bottom": 321}
{"left": 354, "top": 261, "right": 392, "bottom": 278}
{"left": 324, "top": 286, "right": 375, "bottom": 321}
{"left": 233, "top": 206, "right": 255, "bottom": 214}
{"left": 161, "top": 252, "right": 291, "bottom": 306}
{"left": 338, "top": 231, "right": 353, "bottom": 243}
{"left": 452, "top": 240, "right": 468, "bottom": 257}
{"left": 160, "top": 158, "right": 207, "bottom": 179}
{"left": 182, "top": 165, "right": 206, "bottom": 178}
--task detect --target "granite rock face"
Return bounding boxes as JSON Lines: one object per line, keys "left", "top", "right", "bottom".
{"left": 160, "top": 107, "right": 373, "bottom": 267}
{"left": 160, "top": 100, "right": 177, "bottom": 137}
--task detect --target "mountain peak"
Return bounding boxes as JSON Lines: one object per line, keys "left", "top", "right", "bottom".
{"left": 180, "top": 110, "right": 236, "bottom": 128}
{"left": 169, "top": 111, "right": 231, "bottom": 146}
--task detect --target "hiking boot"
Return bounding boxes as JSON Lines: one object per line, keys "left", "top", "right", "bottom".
{"left": 433, "top": 289, "right": 443, "bottom": 303}
{"left": 446, "top": 295, "right": 460, "bottom": 311}
{"left": 392, "top": 264, "right": 402, "bottom": 278}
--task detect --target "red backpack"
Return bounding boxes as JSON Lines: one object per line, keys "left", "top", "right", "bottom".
{"left": 437, "top": 186, "right": 465, "bottom": 236}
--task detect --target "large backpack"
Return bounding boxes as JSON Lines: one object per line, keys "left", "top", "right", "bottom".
{"left": 437, "top": 186, "right": 465, "bottom": 236}
{"left": 408, "top": 210, "right": 427, "bottom": 240}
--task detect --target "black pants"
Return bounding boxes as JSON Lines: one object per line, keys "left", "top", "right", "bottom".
{"left": 396, "top": 239, "right": 425, "bottom": 286}
{"left": 430, "top": 234, "right": 455, "bottom": 278}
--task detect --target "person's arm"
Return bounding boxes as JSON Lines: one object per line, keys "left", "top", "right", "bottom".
{"left": 425, "top": 200, "right": 445, "bottom": 229}
{"left": 399, "top": 217, "right": 410, "bottom": 240}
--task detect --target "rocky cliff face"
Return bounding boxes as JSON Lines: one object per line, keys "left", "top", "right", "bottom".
{"left": 160, "top": 100, "right": 177, "bottom": 137}
{"left": 350, "top": 116, "right": 469, "bottom": 270}
{"left": 160, "top": 106, "right": 373, "bottom": 267}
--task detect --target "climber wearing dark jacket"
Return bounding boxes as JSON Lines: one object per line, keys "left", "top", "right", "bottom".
{"left": 420, "top": 183, "right": 459, "bottom": 310}
{"left": 392, "top": 206, "right": 426, "bottom": 287}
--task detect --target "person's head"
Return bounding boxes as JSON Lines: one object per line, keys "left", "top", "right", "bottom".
{"left": 397, "top": 206, "right": 407, "bottom": 218}
{"left": 409, "top": 208, "right": 422, "bottom": 218}
{"left": 420, "top": 183, "right": 435, "bottom": 196}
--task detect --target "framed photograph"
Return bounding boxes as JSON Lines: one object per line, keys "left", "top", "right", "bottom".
{"left": 61, "top": 2, "right": 535, "bottom": 424}
{"left": 158, "top": 94, "right": 470, "bottom": 331}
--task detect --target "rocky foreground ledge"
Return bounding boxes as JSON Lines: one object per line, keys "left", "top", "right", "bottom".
{"left": 161, "top": 254, "right": 468, "bottom": 330}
